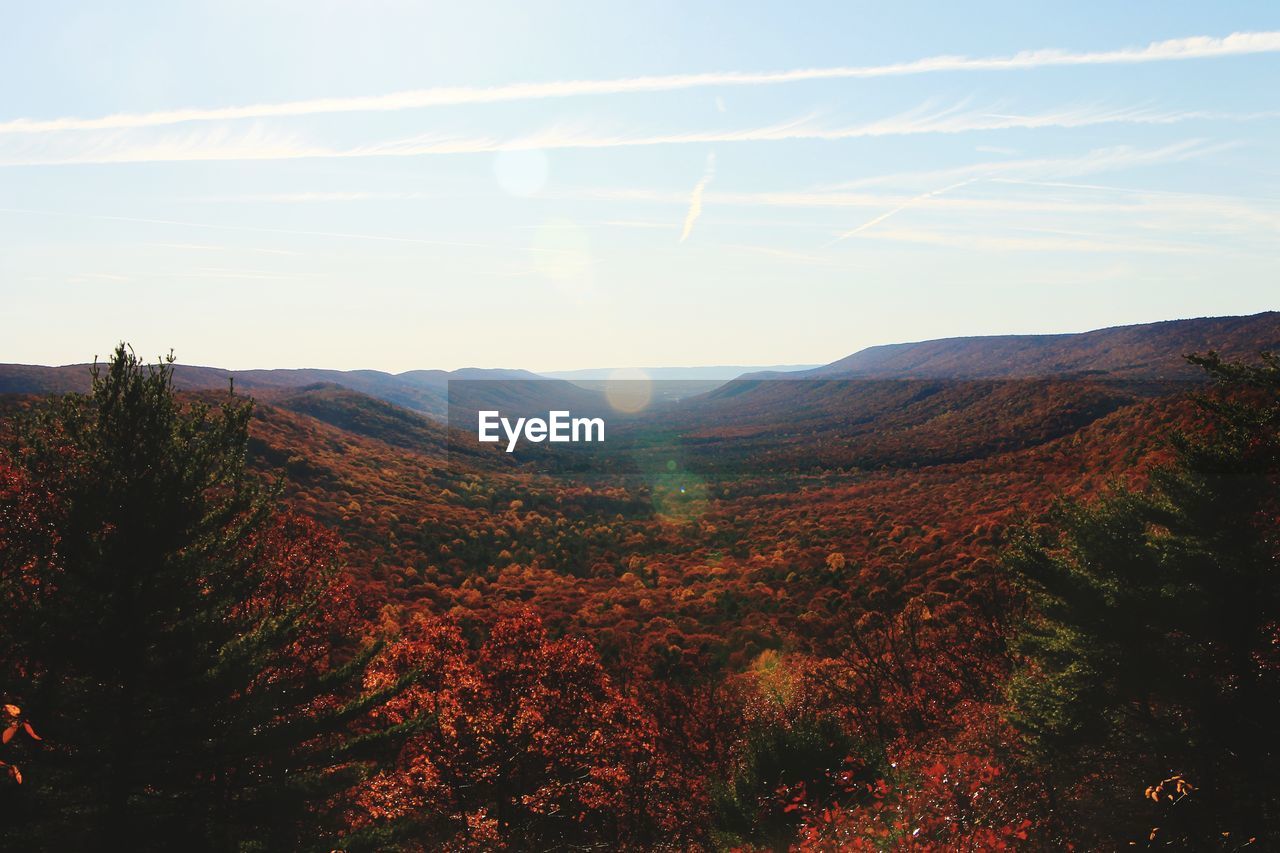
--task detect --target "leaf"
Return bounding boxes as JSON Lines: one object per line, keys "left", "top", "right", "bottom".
{"left": 22, "top": 722, "right": 40, "bottom": 741}
{"left": 2, "top": 704, "right": 19, "bottom": 717}
{"left": 1, "top": 726, "right": 16, "bottom": 744}
{"left": 8, "top": 765, "right": 20, "bottom": 784}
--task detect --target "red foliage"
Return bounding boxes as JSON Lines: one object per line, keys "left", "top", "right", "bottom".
{"left": 222, "top": 381, "right": 1202, "bottom": 846}
{"left": 0, "top": 369, "right": 1220, "bottom": 844}
{"left": 356, "top": 611, "right": 702, "bottom": 849}
{"left": 236, "top": 512, "right": 360, "bottom": 677}
{"left": 0, "top": 459, "right": 62, "bottom": 618}
{"left": 794, "top": 707, "right": 1044, "bottom": 851}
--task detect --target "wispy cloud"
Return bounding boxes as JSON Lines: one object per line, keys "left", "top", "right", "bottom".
{"left": 988, "top": 178, "right": 1280, "bottom": 231}
{"left": 541, "top": 136, "right": 1280, "bottom": 238}
{"left": 182, "top": 267, "right": 307, "bottom": 280}
{"left": 550, "top": 174, "right": 1280, "bottom": 245}
{"left": 821, "top": 139, "right": 1232, "bottom": 190}
{"left": 2, "top": 32, "right": 1277, "bottom": 135}
{"left": 859, "top": 226, "right": 1220, "bottom": 255}
{"left": 552, "top": 184, "right": 1280, "bottom": 234}
{"left": 2, "top": 102, "right": 1267, "bottom": 168}
{"left": 140, "top": 241, "right": 302, "bottom": 256}
{"left": 821, "top": 138, "right": 1241, "bottom": 241}
{"left": 189, "top": 191, "right": 439, "bottom": 204}
{"left": 680, "top": 153, "right": 717, "bottom": 242}
{"left": 829, "top": 178, "right": 979, "bottom": 242}
{"left": 720, "top": 243, "right": 872, "bottom": 268}
{"left": 0, "top": 207, "right": 574, "bottom": 253}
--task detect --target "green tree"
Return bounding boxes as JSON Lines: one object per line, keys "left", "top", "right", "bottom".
{"left": 0, "top": 345, "right": 413, "bottom": 851}
{"left": 1006, "top": 352, "right": 1280, "bottom": 845}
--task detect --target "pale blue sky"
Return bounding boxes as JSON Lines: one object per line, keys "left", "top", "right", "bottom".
{"left": 1, "top": 2, "right": 1277, "bottom": 370}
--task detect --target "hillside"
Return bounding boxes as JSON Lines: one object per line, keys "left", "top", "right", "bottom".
{"left": 652, "top": 376, "right": 1167, "bottom": 473}
{"left": 4, "top": 314, "right": 1275, "bottom": 410}
{"left": 543, "top": 364, "right": 821, "bottom": 380}
{"left": 0, "top": 362, "right": 544, "bottom": 419}
{"left": 752, "top": 311, "right": 1280, "bottom": 380}
{"left": 258, "top": 384, "right": 448, "bottom": 453}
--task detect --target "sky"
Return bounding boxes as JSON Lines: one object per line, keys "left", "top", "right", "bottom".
{"left": 1, "top": 1, "right": 1278, "bottom": 372}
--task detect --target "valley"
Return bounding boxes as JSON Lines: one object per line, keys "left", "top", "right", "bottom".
{"left": 3, "top": 311, "right": 1277, "bottom": 849}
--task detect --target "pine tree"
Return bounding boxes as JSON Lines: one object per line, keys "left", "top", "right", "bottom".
{"left": 1006, "top": 351, "right": 1280, "bottom": 845}
{"left": 0, "top": 345, "right": 414, "bottom": 851}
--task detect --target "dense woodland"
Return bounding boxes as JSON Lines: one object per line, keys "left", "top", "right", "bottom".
{"left": 0, "top": 334, "right": 1277, "bottom": 850}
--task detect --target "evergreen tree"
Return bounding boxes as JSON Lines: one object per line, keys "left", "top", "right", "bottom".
{"left": 0, "top": 345, "right": 414, "bottom": 851}
{"left": 1006, "top": 352, "right": 1280, "bottom": 845}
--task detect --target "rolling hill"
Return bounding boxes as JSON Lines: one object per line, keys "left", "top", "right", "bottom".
{"left": 748, "top": 311, "right": 1280, "bottom": 380}
{"left": 3, "top": 313, "right": 1275, "bottom": 413}
{"left": 0, "top": 363, "right": 546, "bottom": 419}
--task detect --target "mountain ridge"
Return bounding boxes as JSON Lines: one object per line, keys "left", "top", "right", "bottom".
{"left": 744, "top": 311, "right": 1279, "bottom": 381}
{"left": 3, "top": 313, "right": 1276, "bottom": 410}
{"left": 0, "top": 363, "right": 547, "bottom": 418}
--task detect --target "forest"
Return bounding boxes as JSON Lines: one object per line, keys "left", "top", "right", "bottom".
{"left": 0, "top": 322, "right": 1277, "bottom": 850}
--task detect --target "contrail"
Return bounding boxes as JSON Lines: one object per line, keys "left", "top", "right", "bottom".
{"left": 0, "top": 206, "right": 570, "bottom": 253}
{"left": 6, "top": 102, "right": 1259, "bottom": 168}
{"left": 680, "top": 153, "right": 717, "bottom": 243}
{"left": 1, "top": 32, "right": 1277, "bottom": 135}
{"left": 828, "top": 179, "right": 979, "bottom": 243}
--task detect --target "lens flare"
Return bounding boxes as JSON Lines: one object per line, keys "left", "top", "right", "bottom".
{"left": 605, "top": 369, "right": 652, "bottom": 413}
{"left": 648, "top": 458, "right": 709, "bottom": 525}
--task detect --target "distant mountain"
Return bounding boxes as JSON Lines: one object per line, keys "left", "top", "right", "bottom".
{"left": 397, "top": 367, "right": 545, "bottom": 388}
{"left": 0, "top": 363, "right": 548, "bottom": 419}
{"left": 3, "top": 313, "right": 1275, "bottom": 419}
{"left": 748, "top": 312, "right": 1280, "bottom": 380}
{"left": 608, "top": 311, "right": 1278, "bottom": 474}
{"left": 541, "top": 365, "right": 820, "bottom": 381}
{"left": 0, "top": 363, "right": 90, "bottom": 396}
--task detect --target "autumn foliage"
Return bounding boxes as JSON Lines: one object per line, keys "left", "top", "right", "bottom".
{"left": 1, "top": 340, "right": 1277, "bottom": 850}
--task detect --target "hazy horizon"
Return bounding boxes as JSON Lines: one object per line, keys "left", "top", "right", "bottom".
{"left": 2, "top": 308, "right": 1273, "bottom": 374}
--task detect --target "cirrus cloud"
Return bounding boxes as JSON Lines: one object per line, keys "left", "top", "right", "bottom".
{"left": 1, "top": 32, "right": 1277, "bottom": 136}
